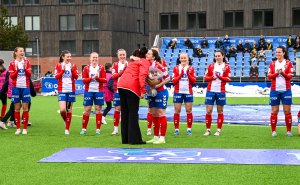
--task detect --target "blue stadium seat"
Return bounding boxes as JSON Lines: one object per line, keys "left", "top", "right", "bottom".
{"left": 237, "top": 53, "right": 243, "bottom": 58}
{"left": 296, "top": 52, "right": 300, "bottom": 58}
{"left": 235, "top": 70, "right": 242, "bottom": 77}
{"left": 165, "top": 49, "right": 172, "bottom": 57}
{"left": 259, "top": 71, "right": 266, "bottom": 77}
{"left": 266, "top": 51, "right": 272, "bottom": 58}
{"left": 187, "top": 49, "right": 193, "bottom": 56}
{"left": 200, "top": 57, "right": 206, "bottom": 64}
{"left": 244, "top": 53, "right": 250, "bottom": 58}
{"left": 198, "top": 68, "right": 205, "bottom": 76}
{"left": 236, "top": 65, "right": 242, "bottom": 70}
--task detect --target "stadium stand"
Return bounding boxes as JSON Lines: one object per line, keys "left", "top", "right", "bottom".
{"left": 160, "top": 36, "right": 299, "bottom": 82}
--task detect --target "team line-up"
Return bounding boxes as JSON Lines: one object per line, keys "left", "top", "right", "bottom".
{"left": 0, "top": 46, "right": 295, "bottom": 144}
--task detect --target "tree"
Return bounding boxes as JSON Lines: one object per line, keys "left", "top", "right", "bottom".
{"left": 0, "top": 7, "right": 28, "bottom": 50}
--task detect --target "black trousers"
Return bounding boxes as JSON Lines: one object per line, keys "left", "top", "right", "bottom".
{"left": 118, "top": 88, "right": 144, "bottom": 144}
{"left": 102, "top": 101, "right": 112, "bottom": 117}
{"left": 1, "top": 102, "right": 31, "bottom": 123}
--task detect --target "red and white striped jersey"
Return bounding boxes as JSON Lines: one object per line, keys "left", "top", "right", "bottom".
{"left": 82, "top": 64, "right": 106, "bottom": 92}
{"left": 152, "top": 61, "right": 170, "bottom": 92}
{"left": 54, "top": 62, "right": 79, "bottom": 93}
{"left": 172, "top": 65, "right": 196, "bottom": 94}
{"left": 205, "top": 62, "right": 231, "bottom": 92}
{"left": 112, "top": 61, "right": 128, "bottom": 93}
{"left": 9, "top": 59, "right": 31, "bottom": 88}
{"left": 268, "top": 59, "right": 293, "bottom": 91}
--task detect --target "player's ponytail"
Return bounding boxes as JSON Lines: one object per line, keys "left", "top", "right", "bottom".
{"left": 59, "top": 50, "right": 70, "bottom": 63}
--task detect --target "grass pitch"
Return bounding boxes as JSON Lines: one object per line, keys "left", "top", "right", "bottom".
{"left": 0, "top": 96, "right": 300, "bottom": 185}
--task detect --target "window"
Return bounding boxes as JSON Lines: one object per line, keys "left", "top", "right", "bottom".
{"left": 6, "top": 16, "right": 18, "bottom": 26}
{"left": 82, "top": 40, "right": 99, "bottom": 55}
{"left": 293, "top": 9, "right": 300, "bottom": 26}
{"left": 143, "top": 20, "right": 146, "bottom": 34}
{"left": 31, "top": 65, "right": 41, "bottom": 79}
{"left": 60, "top": 15, "right": 75, "bottom": 31}
{"left": 2, "top": 0, "right": 17, "bottom": 5}
{"left": 137, "top": 20, "right": 140, "bottom": 32}
{"left": 253, "top": 10, "right": 273, "bottom": 27}
{"left": 83, "top": 0, "right": 98, "bottom": 3}
{"left": 60, "top": 40, "right": 76, "bottom": 54}
{"left": 25, "top": 41, "right": 40, "bottom": 56}
{"left": 187, "top": 12, "right": 206, "bottom": 29}
{"left": 60, "top": 0, "right": 75, "bottom": 4}
{"left": 160, "top": 13, "right": 178, "bottom": 30}
{"left": 24, "top": 0, "right": 39, "bottom": 5}
{"left": 224, "top": 11, "right": 243, "bottom": 28}
{"left": 82, "top": 14, "right": 99, "bottom": 30}
{"left": 25, "top": 16, "right": 40, "bottom": 31}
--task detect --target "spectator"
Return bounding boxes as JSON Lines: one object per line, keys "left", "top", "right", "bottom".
{"left": 44, "top": 71, "right": 53, "bottom": 77}
{"left": 257, "top": 48, "right": 266, "bottom": 63}
{"left": 227, "top": 45, "right": 237, "bottom": 58}
{"left": 249, "top": 63, "right": 259, "bottom": 82}
{"left": 201, "top": 37, "right": 209, "bottom": 49}
{"left": 258, "top": 35, "right": 266, "bottom": 46}
{"left": 215, "top": 37, "right": 224, "bottom": 50}
{"left": 252, "top": 41, "right": 258, "bottom": 52}
{"left": 192, "top": 45, "right": 206, "bottom": 58}
{"left": 293, "top": 37, "right": 300, "bottom": 54}
{"left": 266, "top": 41, "right": 273, "bottom": 51}
{"left": 250, "top": 50, "right": 258, "bottom": 65}
{"left": 223, "top": 34, "right": 231, "bottom": 53}
{"left": 236, "top": 40, "right": 244, "bottom": 53}
{"left": 243, "top": 40, "right": 251, "bottom": 53}
{"left": 167, "top": 38, "right": 177, "bottom": 50}
{"left": 258, "top": 41, "right": 266, "bottom": 51}
{"left": 184, "top": 38, "right": 194, "bottom": 49}
{"left": 286, "top": 35, "right": 294, "bottom": 49}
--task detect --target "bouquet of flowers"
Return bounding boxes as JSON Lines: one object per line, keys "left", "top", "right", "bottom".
{"left": 146, "top": 65, "right": 163, "bottom": 97}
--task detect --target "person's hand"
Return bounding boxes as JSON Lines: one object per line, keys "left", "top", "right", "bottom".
{"left": 61, "top": 63, "right": 65, "bottom": 71}
{"left": 278, "top": 69, "right": 283, "bottom": 74}
{"left": 140, "top": 93, "right": 145, "bottom": 99}
{"left": 146, "top": 76, "right": 159, "bottom": 88}
{"left": 23, "top": 61, "right": 27, "bottom": 69}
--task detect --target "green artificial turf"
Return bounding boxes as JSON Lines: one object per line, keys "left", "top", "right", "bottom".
{"left": 0, "top": 96, "right": 300, "bottom": 185}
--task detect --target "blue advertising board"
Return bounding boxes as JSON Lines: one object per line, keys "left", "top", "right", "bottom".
{"left": 41, "top": 77, "right": 84, "bottom": 94}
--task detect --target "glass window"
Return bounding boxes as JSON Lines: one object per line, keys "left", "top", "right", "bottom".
{"left": 24, "top": 0, "right": 39, "bottom": 5}
{"left": 83, "top": 14, "right": 99, "bottom": 30}
{"left": 82, "top": 40, "right": 99, "bottom": 55}
{"left": 198, "top": 13, "right": 206, "bottom": 29}
{"left": 160, "top": 14, "right": 169, "bottom": 30}
{"left": 31, "top": 65, "right": 41, "bottom": 79}
{"left": 187, "top": 13, "right": 196, "bottom": 29}
{"left": 6, "top": 16, "right": 18, "bottom": 26}
{"left": 26, "top": 41, "right": 40, "bottom": 56}
{"left": 253, "top": 10, "right": 273, "bottom": 27}
{"left": 83, "top": 0, "right": 98, "bottom": 3}
{"left": 293, "top": 9, "right": 300, "bottom": 26}
{"left": 224, "top": 12, "right": 233, "bottom": 27}
{"left": 224, "top": 11, "right": 243, "bottom": 28}
{"left": 3, "top": 0, "right": 17, "bottom": 5}
{"left": 60, "top": 40, "right": 76, "bottom": 54}
{"left": 60, "top": 0, "right": 75, "bottom": 4}
{"left": 60, "top": 15, "right": 75, "bottom": 31}
{"left": 170, "top": 14, "right": 178, "bottom": 29}
{"left": 25, "top": 16, "right": 40, "bottom": 31}
{"left": 265, "top": 11, "right": 273, "bottom": 27}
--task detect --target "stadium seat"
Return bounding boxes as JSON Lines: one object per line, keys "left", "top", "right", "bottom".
{"left": 243, "top": 70, "right": 250, "bottom": 77}
{"left": 165, "top": 49, "right": 172, "bottom": 57}
{"left": 296, "top": 52, "right": 300, "bottom": 58}
{"left": 187, "top": 49, "right": 193, "bottom": 56}
{"left": 235, "top": 70, "right": 242, "bottom": 77}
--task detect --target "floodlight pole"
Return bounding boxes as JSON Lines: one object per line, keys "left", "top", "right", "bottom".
{"left": 36, "top": 37, "right": 40, "bottom": 79}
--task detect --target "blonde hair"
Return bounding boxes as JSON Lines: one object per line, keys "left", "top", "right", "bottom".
{"left": 13, "top": 47, "right": 24, "bottom": 59}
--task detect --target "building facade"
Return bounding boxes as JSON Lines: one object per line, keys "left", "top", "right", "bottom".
{"left": 1, "top": 0, "right": 149, "bottom": 77}
{"left": 148, "top": 0, "right": 300, "bottom": 42}
{"left": 2, "top": 0, "right": 300, "bottom": 78}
